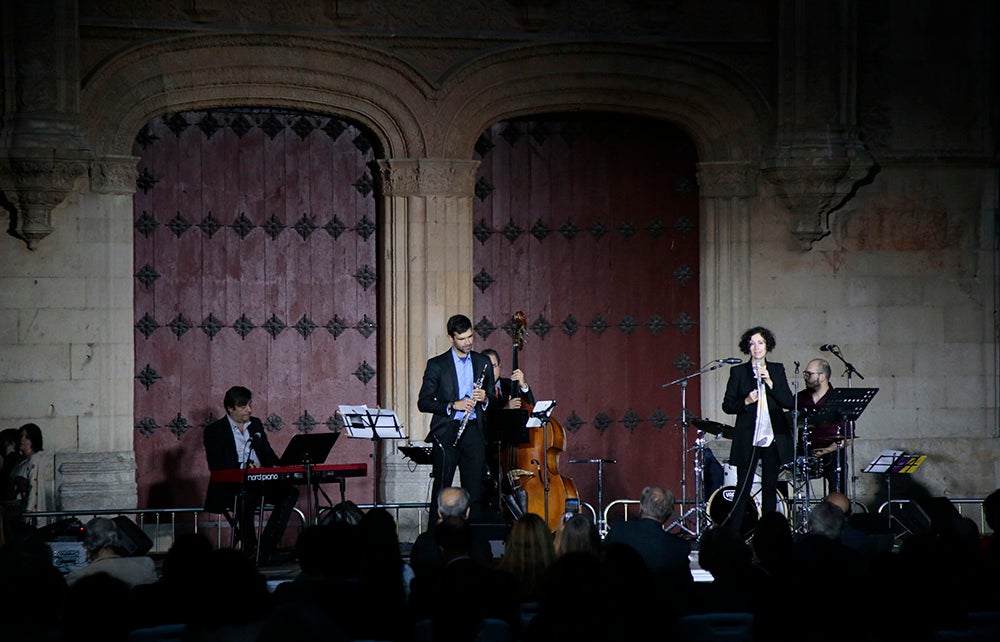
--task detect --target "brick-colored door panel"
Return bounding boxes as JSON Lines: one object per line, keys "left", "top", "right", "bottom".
{"left": 473, "top": 114, "right": 701, "bottom": 509}
{"left": 133, "top": 109, "right": 378, "bottom": 510}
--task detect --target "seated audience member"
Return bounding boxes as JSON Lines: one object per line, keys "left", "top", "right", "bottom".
{"left": 409, "top": 485, "right": 493, "bottom": 577}
{"left": 554, "top": 512, "right": 600, "bottom": 557}
{"left": 686, "top": 525, "right": 757, "bottom": 615}
{"left": 524, "top": 551, "right": 605, "bottom": 642}
{"left": 354, "top": 507, "right": 413, "bottom": 641}
{"left": 183, "top": 547, "right": 275, "bottom": 641}
{"left": 791, "top": 500, "right": 865, "bottom": 641}
{"left": 409, "top": 516, "right": 520, "bottom": 641}
{"left": 604, "top": 485, "right": 693, "bottom": 589}
{"left": 64, "top": 571, "right": 138, "bottom": 642}
{"left": 131, "top": 531, "right": 214, "bottom": 628}
{"left": 0, "top": 531, "right": 69, "bottom": 641}
{"left": 494, "top": 512, "right": 556, "bottom": 604}
{"left": 825, "top": 490, "right": 891, "bottom": 561}
{"left": 66, "top": 516, "right": 158, "bottom": 588}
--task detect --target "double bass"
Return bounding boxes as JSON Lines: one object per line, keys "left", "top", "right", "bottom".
{"left": 500, "top": 311, "right": 579, "bottom": 532}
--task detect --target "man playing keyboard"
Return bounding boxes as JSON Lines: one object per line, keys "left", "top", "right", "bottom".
{"left": 203, "top": 385, "right": 299, "bottom": 565}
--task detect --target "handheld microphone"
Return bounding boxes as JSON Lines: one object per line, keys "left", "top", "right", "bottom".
{"left": 718, "top": 357, "right": 743, "bottom": 364}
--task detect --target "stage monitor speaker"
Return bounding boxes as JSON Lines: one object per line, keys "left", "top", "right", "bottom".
{"left": 319, "top": 500, "right": 365, "bottom": 526}
{"left": 37, "top": 517, "right": 86, "bottom": 542}
{"left": 889, "top": 500, "right": 932, "bottom": 539}
{"left": 848, "top": 512, "right": 891, "bottom": 535}
{"left": 113, "top": 515, "right": 153, "bottom": 556}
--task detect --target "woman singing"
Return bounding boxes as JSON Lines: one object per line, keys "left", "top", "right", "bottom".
{"left": 721, "top": 326, "right": 795, "bottom": 535}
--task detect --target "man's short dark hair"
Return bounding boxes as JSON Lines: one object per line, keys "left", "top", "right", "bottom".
{"left": 223, "top": 386, "right": 252, "bottom": 411}
{"left": 447, "top": 314, "right": 473, "bottom": 337}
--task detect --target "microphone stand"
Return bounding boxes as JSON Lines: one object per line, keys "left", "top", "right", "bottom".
{"left": 825, "top": 346, "right": 864, "bottom": 504}
{"left": 663, "top": 360, "right": 730, "bottom": 540}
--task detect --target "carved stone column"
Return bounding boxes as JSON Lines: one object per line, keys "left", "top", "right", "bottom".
{"left": 54, "top": 154, "right": 140, "bottom": 512}
{"left": 697, "top": 160, "right": 756, "bottom": 432}
{"left": 0, "top": 1, "right": 92, "bottom": 250}
{"left": 372, "top": 158, "right": 479, "bottom": 536}
{"left": 761, "top": 0, "right": 875, "bottom": 250}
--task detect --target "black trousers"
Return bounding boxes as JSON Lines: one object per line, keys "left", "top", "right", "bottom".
{"left": 427, "top": 419, "right": 486, "bottom": 527}
{"left": 727, "top": 445, "right": 783, "bottom": 537}
{"left": 234, "top": 482, "right": 299, "bottom": 560}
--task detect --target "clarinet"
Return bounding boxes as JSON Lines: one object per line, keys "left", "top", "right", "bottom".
{"left": 453, "top": 362, "right": 489, "bottom": 446}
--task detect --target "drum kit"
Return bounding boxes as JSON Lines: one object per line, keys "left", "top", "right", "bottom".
{"left": 684, "top": 418, "right": 818, "bottom": 540}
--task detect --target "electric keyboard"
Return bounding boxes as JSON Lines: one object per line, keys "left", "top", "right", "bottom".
{"left": 210, "top": 462, "right": 367, "bottom": 485}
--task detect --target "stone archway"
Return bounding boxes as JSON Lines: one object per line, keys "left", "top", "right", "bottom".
{"left": 68, "top": 35, "right": 774, "bottom": 518}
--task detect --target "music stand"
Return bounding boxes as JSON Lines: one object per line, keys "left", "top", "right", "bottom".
{"left": 278, "top": 432, "right": 340, "bottom": 526}
{"left": 398, "top": 444, "right": 434, "bottom": 466}
{"left": 805, "top": 387, "right": 878, "bottom": 426}
{"left": 279, "top": 432, "right": 339, "bottom": 466}
{"left": 863, "top": 449, "right": 926, "bottom": 536}
{"left": 339, "top": 405, "right": 405, "bottom": 505}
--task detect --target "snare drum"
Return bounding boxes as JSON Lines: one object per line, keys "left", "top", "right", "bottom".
{"left": 707, "top": 484, "right": 787, "bottom": 540}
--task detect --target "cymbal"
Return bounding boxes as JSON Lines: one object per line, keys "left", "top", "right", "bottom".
{"left": 692, "top": 419, "right": 734, "bottom": 439}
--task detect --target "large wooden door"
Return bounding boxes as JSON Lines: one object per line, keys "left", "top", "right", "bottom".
{"left": 132, "top": 108, "right": 379, "bottom": 512}
{"left": 473, "top": 113, "right": 701, "bottom": 513}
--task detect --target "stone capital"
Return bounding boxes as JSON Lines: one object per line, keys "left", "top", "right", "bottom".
{"left": 0, "top": 155, "right": 90, "bottom": 249}
{"left": 90, "top": 155, "right": 140, "bottom": 195}
{"left": 373, "top": 158, "right": 480, "bottom": 197}
{"left": 696, "top": 161, "right": 758, "bottom": 199}
{"left": 762, "top": 136, "right": 875, "bottom": 250}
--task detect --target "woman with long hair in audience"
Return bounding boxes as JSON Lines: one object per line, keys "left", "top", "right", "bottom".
{"left": 495, "top": 512, "right": 556, "bottom": 604}
{"left": 554, "top": 512, "right": 600, "bottom": 557}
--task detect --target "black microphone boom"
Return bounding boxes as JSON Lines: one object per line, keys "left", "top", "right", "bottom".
{"left": 718, "top": 357, "right": 742, "bottom": 364}
{"left": 820, "top": 344, "right": 836, "bottom": 352}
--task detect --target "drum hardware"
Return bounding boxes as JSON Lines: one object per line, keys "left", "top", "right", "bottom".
{"left": 568, "top": 457, "right": 616, "bottom": 538}
{"left": 662, "top": 359, "right": 735, "bottom": 540}
{"left": 788, "top": 416, "right": 815, "bottom": 534}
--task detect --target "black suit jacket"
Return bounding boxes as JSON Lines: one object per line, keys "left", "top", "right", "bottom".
{"left": 721, "top": 360, "right": 795, "bottom": 467}
{"left": 417, "top": 349, "right": 496, "bottom": 443}
{"left": 604, "top": 517, "right": 694, "bottom": 587}
{"left": 203, "top": 415, "right": 280, "bottom": 513}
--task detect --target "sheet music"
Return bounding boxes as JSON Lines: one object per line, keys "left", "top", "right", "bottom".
{"left": 526, "top": 400, "right": 556, "bottom": 428}
{"left": 863, "top": 449, "right": 903, "bottom": 474}
{"left": 337, "top": 405, "right": 405, "bottom": 439}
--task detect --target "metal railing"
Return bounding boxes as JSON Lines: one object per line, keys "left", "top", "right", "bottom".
{"left": 602, "top": 496, "right": 994, "bottom": 535}
{"left": 25, "top": 501, "right": 433, "bottom": 553}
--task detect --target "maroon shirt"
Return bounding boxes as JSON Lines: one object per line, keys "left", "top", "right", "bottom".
{"left": 796, "top": 386, "right": 854, "bottom": 449}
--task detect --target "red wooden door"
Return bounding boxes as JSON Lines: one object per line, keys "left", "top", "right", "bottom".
{"left": 473, "top": 114, "right": 702, "bottom": 513}
{"left": 132, "top": 109, "right": 378, "bottom": 512}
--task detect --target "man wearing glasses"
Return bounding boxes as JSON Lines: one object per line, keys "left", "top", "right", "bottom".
{"left": 798, "top": 359, "right": 853, "bottom": 494}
